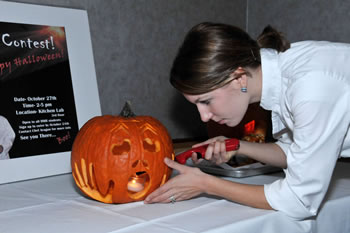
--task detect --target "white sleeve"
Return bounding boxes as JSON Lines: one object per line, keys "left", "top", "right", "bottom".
{"left": 264, "top": 74, "right": 350, "bottom": 220}
{"left": 274, "top": 129, "right": 293, "bottom": 156}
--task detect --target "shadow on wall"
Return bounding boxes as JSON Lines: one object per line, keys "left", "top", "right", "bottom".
{"left": 169, "top": 92, "right": 208, "bottom": 140}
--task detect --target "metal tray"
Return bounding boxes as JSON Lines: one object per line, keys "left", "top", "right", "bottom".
{"left": 194, "top": 161, "right": 282, "bottom": 178}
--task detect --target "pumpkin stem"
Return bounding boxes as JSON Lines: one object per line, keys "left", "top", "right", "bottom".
{"left": 119, "top": 101, "right": 136, "bottom": 117}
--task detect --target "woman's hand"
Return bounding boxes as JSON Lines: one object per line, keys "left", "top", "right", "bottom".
{"left": 144, "top": 157, "right": 208, "bottom": 204}
{"left": 191, "top": 136, "right": 238, "bottom": 165}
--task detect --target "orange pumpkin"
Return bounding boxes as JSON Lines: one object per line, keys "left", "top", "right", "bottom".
{"left": 71, "top": 103, "right": 174, "bottom": 203}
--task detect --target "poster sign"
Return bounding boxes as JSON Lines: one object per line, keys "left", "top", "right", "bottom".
{"left": 0, "top": 2, "right": 101, "bottom": 184}
{"left": 0, "top": 22, "right": 79, "bottom": 159}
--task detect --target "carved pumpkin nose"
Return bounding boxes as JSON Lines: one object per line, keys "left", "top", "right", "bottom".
{"left": 132, "top": 160, "right": 149, "bottom": 170}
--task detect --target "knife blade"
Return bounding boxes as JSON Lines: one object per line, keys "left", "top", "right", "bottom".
{"left": 174, "top": 138, "right": 240, "bottom": 168}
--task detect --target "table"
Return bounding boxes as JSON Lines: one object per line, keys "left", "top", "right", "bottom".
{"left": 0, "top": 162, "right": 349, "bottom": 233}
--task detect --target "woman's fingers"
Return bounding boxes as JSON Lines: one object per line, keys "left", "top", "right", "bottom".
{"left": 144, "top": 177, "right": 172, "bottom": 203}
{"left": 204, "top": 143, "right": 214, "bottom": 160}
{"left": 192, "top": 136, "right": 228, "bottom": 148}
{"left": 190, "top": 136, "right": 235, "bottom": 164}
{"left": 191, "top": 152, "right": 203, "bottom": 164}
{"left": 213, "top": 140, "right": 223, "bottom": 162}
{"left": 165, "top": 157, "right": 182, "bottom": 170}
{"left": 145, "top": 186, "right": 195, "bottom": 204}
{"left": 144, "top": 169, "right": 204, "bottom": 204}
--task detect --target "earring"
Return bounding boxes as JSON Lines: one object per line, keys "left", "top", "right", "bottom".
{"left": 241, "top": 87, "right": 247, "bottom": 93}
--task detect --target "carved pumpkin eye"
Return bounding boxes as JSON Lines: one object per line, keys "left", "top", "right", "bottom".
{"left": 143, "top": 138, "right": 155, "bottom": 152}
{"left": 111, "top": 140, "right": 131, "bottom": 155}
{"left": 143, "top": 138, "right": 160, "bottom": 152}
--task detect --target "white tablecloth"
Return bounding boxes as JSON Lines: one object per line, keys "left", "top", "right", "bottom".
{"left": 0, "top": 162, "right": 349, "bottom": 233}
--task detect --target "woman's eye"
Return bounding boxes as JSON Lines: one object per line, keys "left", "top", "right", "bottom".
{"left": 201, "top": 100, "right": 210, "bottom": 105}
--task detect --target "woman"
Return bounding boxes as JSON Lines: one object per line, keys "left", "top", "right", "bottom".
{"left": 144, "top": 22, "right": 350, "bottom": 220}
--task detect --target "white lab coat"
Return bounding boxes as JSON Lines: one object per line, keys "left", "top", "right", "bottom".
{"left": 0, "top": 115, "right": 15, "bottom": 159}
{"left": 260, "top": 41, "right": 350, "bottom": 220}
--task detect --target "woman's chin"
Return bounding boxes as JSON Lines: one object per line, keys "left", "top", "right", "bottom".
{"left": 222, "top": 121, "right": 233, "bottom": 127}
{"left": 224, "top": 120, "right": 240, "bottom": 127}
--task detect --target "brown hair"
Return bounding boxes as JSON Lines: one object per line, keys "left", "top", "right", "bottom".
{"left": 170, "top": 22, "right": 290, "bottom": 94}
{"left": 257, "top": 25, "right": 290, "bottom": 53}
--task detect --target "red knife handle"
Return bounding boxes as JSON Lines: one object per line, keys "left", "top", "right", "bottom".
{"left": 175, "top": 138, "right": 240, "bottom": 164}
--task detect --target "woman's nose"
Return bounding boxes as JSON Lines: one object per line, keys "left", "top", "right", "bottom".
{"left": 197, "top": 106, "right": 212, "bottom": 122}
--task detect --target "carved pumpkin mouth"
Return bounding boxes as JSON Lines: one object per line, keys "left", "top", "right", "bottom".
{"left": 127, "top": 171, "right": 150, "bottom": 199}
{"left": 136, "top": 171, "right": 146, "bottom": 176}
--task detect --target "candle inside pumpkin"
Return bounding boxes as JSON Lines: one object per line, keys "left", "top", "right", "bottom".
{"left": 127, "top": 176, "right": 145, "bottom": 192}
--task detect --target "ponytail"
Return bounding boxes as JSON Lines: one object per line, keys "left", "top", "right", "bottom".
{"left": 257, "top": 25, "right": 290, "bottom": 52}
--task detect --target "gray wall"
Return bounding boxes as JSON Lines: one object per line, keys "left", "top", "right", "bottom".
{"left": 12, "top": 0, "right": 247, "bottom": 140}
{"left": 247, "top": 0, "right": 350, "bottom": 43}
{"left": 9, "top": 0, "right": 350, "bottom": 140}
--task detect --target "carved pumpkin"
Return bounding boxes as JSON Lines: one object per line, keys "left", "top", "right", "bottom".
{"left": 71, "top": 102, "right": 174, "bottom": 203}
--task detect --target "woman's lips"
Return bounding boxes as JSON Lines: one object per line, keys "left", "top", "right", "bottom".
{"left": 218, "top": 119, "right": 226, "bottom": 124}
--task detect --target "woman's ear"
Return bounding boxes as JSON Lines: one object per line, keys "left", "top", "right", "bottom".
{"left": 233, "top": 67, "right": 246, "bottom": 76}
{"left": 230, "top": 67, "right": 248, "bottom": 92}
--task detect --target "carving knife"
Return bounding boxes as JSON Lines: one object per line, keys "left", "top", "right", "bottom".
{"left": 175, "top": 138, "right": 240, "bottom": 169}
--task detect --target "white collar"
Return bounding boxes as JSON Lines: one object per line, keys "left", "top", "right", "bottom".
{"left": 260, "top": 48, "right": 282, "bottom": 115}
